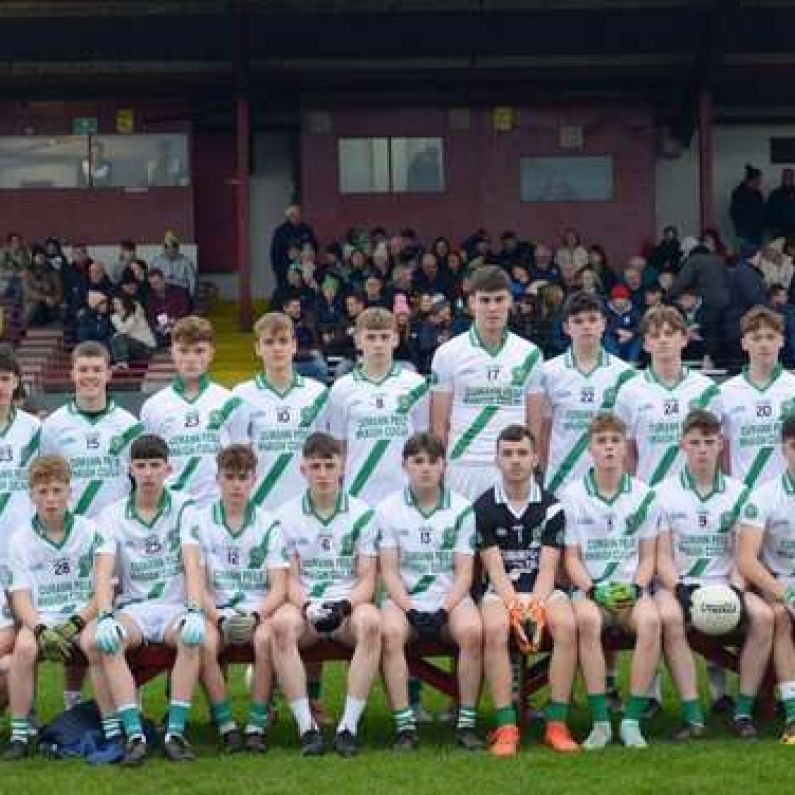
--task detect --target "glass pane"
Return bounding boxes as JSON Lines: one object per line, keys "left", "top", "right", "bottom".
{"left": 391, "top": 137, "right": 444, "bottom": 193}
{"left": 91, "top": 134, "right": 190, "bottom": 188}
{"left": 338, "top": 138, "right": 389, "bottom": 194}
{"left": 0, "top": 136, "right": 87, "bottom": 189}
{"left": 520, "top": 156, "right": 614, "bottom": 202}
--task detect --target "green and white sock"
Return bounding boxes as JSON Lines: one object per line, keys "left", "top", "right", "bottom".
{"left": 780, "top": 681, "right": 795, "bottom": 723}
{"left": 10, "top": 718, "right": 29, "bottom": 744}
{"left": 166, "top": 699, "right": 191, "bottom": 740}
{"left": 210, "top": 700, "right": 236, "bottom": 735}
{"left": 246, "top": 702, "right": 269, "bottom": 735}
{"left": 545, "top": 701, "right": 569, "bottom": 723}
{"left": 118, "top": 703, "right": 144, "bottom": 740}
{"left": 394, "top": 707, "right": 416, "bottom": 733}
{"left": 682, "top": 699, "right": 704, "bottom": 727}
{"left": 457, "top": 706, "right": 476, "bottom": 730}
{"left": 494, "top": 706, "right": 516, "bottom": 728}
{"left": 734, "top": 693, "right": 755, "bottom": 721}
{"left": 624, "top": 695, "right": 647, "bottom": 722}
{"left": 102, "top": 714, "right": 122, "bottom": 740}
{"left": 588, "top": 693, "right": 609, "bottom": 723}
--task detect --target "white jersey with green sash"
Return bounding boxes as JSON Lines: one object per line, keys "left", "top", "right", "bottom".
{"left": 375, "top": 486, "right": 475, "bottom": 611}
{"left": 533, "top": 348, "right": 636, "bottom": 494}
{"left": 562, "top": 470, "right": 659, "bottom": 584}
{"left": 0, "top": 407, "right": 40, "bottom": 562}
{"left": 328, "top": 364, "right": 429, "bottom": 505}
{"left": 96, "top": 488, "right": 201, "bottom": 608}
{"left": 430, "top": 327, "right": 543, "bottom": 467}
{"left": 41, "top": 400, "right": 142, "bottom": 518}
{"left": 721, "top": 365, "right": 795, "bottom": 489}
{"left": 140, "top": 376, "right": 249, "bottom": 507}
{"left": 277, "top": 491, "right": 376, "bottom": 603}
{"left": 657, "top": 468, "right": 748, "bottom": 585}
{"left": 197, "top": 500, "right": 289, "bottom": 613}
{"left": 8, "top": 512, "right": 103, "bottom": 624}
{"left": 233, "top": 373, "right": 329, "bottom": 511}
{"left": 614, "top": 367, "right": 722, "bottom": 486}
{"left": 740, "top": 471, "right": 795, "bottom": 588}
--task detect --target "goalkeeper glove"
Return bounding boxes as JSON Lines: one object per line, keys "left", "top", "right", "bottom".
{"left": 180, "top": 605, "right": 206, "bottom": 647}
{"left": 589, "top": 582, "right": 640, "bottom": 612}
{"left": 675, "top": 582, "right": 694, "bottom": 622}
{"left": 94, "top": 612, "right": 126, "bottom": 655}
{"left": 218, "top": 610, "right": 259, "bottom": 644}
{"left": 35, "top": 624, "right": 74, "bottom": 663}
{"left": 508, "top": 598, "right": 546, "bottom": 654}
{"left": 303, "top": 601, "right": 339, "bottom": 633}
{"left": 321, "top": 599, "right": 352, "bottom": 631}
{"left": 53, "top": 614, "right": 86, "bottom": 645}
{"left": 782, "top": 586, "right": 795, "bottom": 618}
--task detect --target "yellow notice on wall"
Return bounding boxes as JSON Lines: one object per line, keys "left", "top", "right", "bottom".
{"left": 492, "top": 106, "right": 515, "bottom": 132}
{"left": 116, "top": 108, "right": 134, "bottom": 134}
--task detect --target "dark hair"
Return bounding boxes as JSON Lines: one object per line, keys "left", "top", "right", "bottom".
{"left": 0, "top": 346, "right": 21, "bottom": 378}
{"left": 561, "top": 290, "right": 605, "bottom": 322}
{"left": 130, "top": 434, "right": 169, "bottom": 461}
{"left": 782, "top": 415, "right": 795, "bottom": 443}
{"left": 217, "top": 444, "right": 258, "bottom": 473}
{"left": 120, "top": 240, "right": 136, "bottom": 252}
{"left": 469, "top": 265, "right": 511, "bottom": 295}
{"left": 682, "top": 409, "right": 721, "bottom": 437}
{"left": 496, "top": 424, "right": 536, "bottom": 449}
{"left": 302, "top": 432, "right": 342, "bottom": 459}
{"left": 744, "top": 163, "right": 762, "bottom": 182}
{"left": 114, "top": 293, "right": 137, "bottom": 318}
{"left": 402, "top": 431, "right": 445, "bottom": 461}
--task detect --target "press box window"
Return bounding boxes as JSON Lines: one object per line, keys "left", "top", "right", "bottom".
{"left": 520, "top": 155, "right": 614, "bottom": 202}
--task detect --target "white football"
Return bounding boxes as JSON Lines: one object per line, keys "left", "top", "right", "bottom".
{"left": 690, "top": 584, "right": 742, "bottom": 636}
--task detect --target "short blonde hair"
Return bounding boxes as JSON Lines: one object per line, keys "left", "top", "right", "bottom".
{"left": 71, "top": 340, "right": 110, "bottom": 365}
{"left": 640, "top": 305, "right": 687, "bottom": 337}
{"left": 741, "top": 305, "right": 784, "bottom": 336}
{"left": 172, "top": 315, "right": 214, "bottom": 346}
{"left": 588, "top": 412, "right": 627, "bottom": 438}
{"left": 253, "top": 311, "right": 294, "bottom": 340}
{"left": 29, "top": 455, "right": 71, "bottom": 488}
{"left": 355, "top": 307, "right": 395, "bottom": 332}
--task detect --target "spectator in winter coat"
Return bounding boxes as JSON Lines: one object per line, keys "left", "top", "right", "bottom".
{"left": 528, "top": 244, "right": 562, "bottom": 284}
{"left": 674, "top": 289, "right": 706, "bottom": 362}
{"left": 282, "top": 296, "right": 327, "bottom": 382}
{"left": 729, "top": 164, "right": 765, "bottom": 246}
{"left": 269, "top": 204, "right": 317, "bottom": 289}
{"left": 77, "top": 291, "right": 113, "bottom": 346}
{"left": 109, "top": 294, "right": 156, "bottom": 368}
{"left": 765, "top": 168, "right": 795, "bottom": 240}
{"left": 604, "top": 284, "right": 641, "bottom": 363}
{"left": 22, "top": 247, "right": 61, "bottom": 326}
{"left": 648, "top": 226, "right": 683, "bottom": 274}
{"left": 758, "top": 238, "right": 794, "bottom": 290}
{"left": 151, "top": 230, "right": 196, "bottom": 298}
{"left": 769, "top": 285, "right": 795, "bottom": 367}
{"left": 724, "top": 245, "right": 768, "bottom": 368}
{"left": 145, "top": 268, "right": 191, "bottom": 346}
{"left": 554, "top": 227, "right": 588, "bottom": 271}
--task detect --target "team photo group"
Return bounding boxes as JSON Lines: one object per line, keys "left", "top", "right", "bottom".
{"left": 1, "top": 264, "right": 795, "bottom": 765}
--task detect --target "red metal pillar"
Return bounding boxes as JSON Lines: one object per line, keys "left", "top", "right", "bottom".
{"left": 236, "top": 96, "right": 252, "bottom": 330}
{"left": 697, "top": 88, "right": 715, "bottom": 233}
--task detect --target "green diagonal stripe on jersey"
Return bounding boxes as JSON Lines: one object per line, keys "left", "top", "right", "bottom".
{"left": 348, "top": 440, "right": 390, "bottom": 496}
{"left": 251, "top": 390, "right": 328, "bottom": 506}
{"left": 546, "top": 368, "right": 638, "bottom": 493}
{"left": 0, "top": 494, "right": 9, "bottom": 517}
{"left": 20, "top": 429, "right": 40, "bottom": 465}
{"left": 172, "top": 456, "right": 201, "bottom": 491}
{"left": 449, "top": 406, "right": 499, "bottom": 461}
{"left": 743, "top": 447, "right": 774, "bottom": 489}
{"left": 309, "top": 581, "right": 332, "bottom": 599}
{"left": 397, "top": 380, "right": 429, "bottom": 414}
{"left": 684, "top": 558, "right": 710, "bottom": 578}
{"left": 511, "top": 348, "right": 541, "bottom": 386}
{"left": 108, "top": 422, "right": 144, "bottom": 455}
{"left": 74, "top": 480, "right": 102, "bottom": 515}
{"left": 251, "top": 453, "right": 292, "bottom": 506}
{"left": 594, "top": 561, "right": 620, "bottom": 583}
{"left": 409, "top": 574, "right": 436, "bottom": 595}
{"left": 625, "top": 490, "right": 655, "bottom": 535}
{"left": 208, "top": 396, "right": 244, "bottom": 431}
{"left": 648, "top": 445, "right": 679, "bottom": 486}
{"left": 692, "top": 383, "right": 719, "bottom": 409}
{"left": 719, "top": 487, "right": 750, "bottom": 533}
{"left": 340, "top": 509, "right": 374, "bottom": 555}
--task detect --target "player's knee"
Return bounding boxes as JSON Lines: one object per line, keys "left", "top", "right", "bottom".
{"left": 635, "top": 607, "right": 661, "bottom": 640}
{"left": 457, "top": 621, "right": 483, "bottom": 656}
{"left": 253, "top": 625, "right": 271, "bottom": 657}
{"left": 382, "top": 619, "right": 407, "bottom": 650}
{"left": 748, "top": 603, "right": 774, "bottom": 638}
{"left": 773, "top": 604, "right": 793, "bottom": 634}
{"left": 355, "top": 608, "right": 381, "bottom": 646}
{"left": 550, "top": 608, "right": 576, "bottom": 646}
{"left": 14, "top": 632, "right": 38, "bottom": 666}
{"left": 483, "top": 616, "right": 509, "bottom": 647}
{"left": 574, "top": 605, "right": 601, "bottom": 639}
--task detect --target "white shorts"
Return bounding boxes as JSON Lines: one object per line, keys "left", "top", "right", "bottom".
{"left": 445, "top": 464, "right": 498, "bottom": 502}
{"left": 120, "top": 602, "right": 186, "bottom": 644}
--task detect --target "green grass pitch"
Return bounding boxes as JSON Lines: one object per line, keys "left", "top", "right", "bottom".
{"left": 2, "top": 659, "right": 792, "bottom": 795}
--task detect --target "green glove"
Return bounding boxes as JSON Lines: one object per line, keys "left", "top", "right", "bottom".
{"left": 35, "top": 625, "right": 74, "bottom": 663}
{"left": 782, "top": 586, "right": 795, "bottom": 616}
{"left": 54, "top": 615, "right": 86, "bottom": 645}
{"left": 589, "top": 582, "right": 639, "bottom": 612}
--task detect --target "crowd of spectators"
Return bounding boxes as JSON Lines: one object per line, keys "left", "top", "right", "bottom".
{"left": 269, "top": 191, "right": 795, "bottom": 378}
{"left": 0, "top": 230, "right": 195, "bottom": 369}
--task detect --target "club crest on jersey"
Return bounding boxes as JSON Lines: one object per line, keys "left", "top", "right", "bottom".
{"left": 580, "top": 387, "right": 596, "bottom": 404}
{"left": 184, "top": 410, "right": 200, "bottom": 428}
{"left": 605, "top": 514, "right": 616, "bottom": 532}
{"left": 144, "top": 535, "right": 163, "bottom": 555}
{"left": 85, "top": 432, "right": 101, "bottom": 450}
{"left": 756, "top": 401, "right": 773, "bottom": 418}
{"left": 371, "top": 393, "right": 387, "bottom": 410}
{"left": 697, "top": 511, "right": 709, "bottom": 528}
{"left": 0, "top": 445, "right": 13, "bottom": 463}
{"left": 664, "top": 398, "right": 680, "bottom": 416}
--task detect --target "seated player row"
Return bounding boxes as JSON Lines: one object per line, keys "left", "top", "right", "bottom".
{"left": 3, "top": 409, "right": 795, "bottom": 765}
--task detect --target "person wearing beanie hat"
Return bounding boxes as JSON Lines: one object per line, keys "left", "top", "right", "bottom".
{"left": 604, "top": 285, "right": 641, "bottom": 364}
